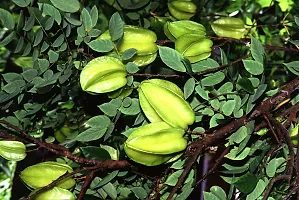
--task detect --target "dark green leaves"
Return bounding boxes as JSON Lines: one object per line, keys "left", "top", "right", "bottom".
{"left": 243, "top": 60, "right": 264, "bottom": 75}
{"left": 158, "top": 46, "right": 186, "bottom": 72}
{"left": 118, "top": 0, "right": 150, "bottom": 9}
{"left": 284, "top": 61, "right": 299, "bottom": 75}
{"left": 50, "top": 0, "right": 80, "bottom": 13}
{"left": 0, "top": 8, "right": 15, "bottom": 30}
{"left": 88, "top": 40, "right": 114, "bottom": 52}
{"left": 109, "top": 12, "right": 124, "bottom": 41}
{"left": 12, "top": 0, "right": 30, "bottom": 7}
{"left": 251, "top": 37, "right": 264, "bottom": 63}
{"left": 75, "top": 115, "right": 111, "bottom": 142}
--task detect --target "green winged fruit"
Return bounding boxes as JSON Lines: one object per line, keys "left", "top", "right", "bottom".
{"left": 0, "top": 141, "right": 26, "bottom": 161}
{"left": 175, "top": 33, "right": 213, "bottom": 63}
{"left": 168, "top": 0, "right": 197, "bottom": 20}
{"left": 30, "top": 187, "right": 75, "bottom": 200}
{"left": 211, "top": 17, "right": 246, "bottom": 39}
{"left": 139, "top": 79, "right": 195, "bottom": 130}
{"left": 20, "top": 161, "right": 76, "bottom": 189}
{"left": 124, "top": 122, "right": 187, "bottom": 166}
{"left": 164, "top": 20, "right": 206, "bottom": 41}
{"left": 80, "top": 56, "right": 127, "bottom": 94}
{"left": 98, "top": 25, "right": 158, "bottom": 67}
{"left": 290, "top": 124, "right": 299, "bottom": 145}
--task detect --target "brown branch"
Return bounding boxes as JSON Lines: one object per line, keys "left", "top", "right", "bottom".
{"left": 77, "top": 170, "right": 96, "bottom": 200}
{"left": 262, "top": 175, "right": 291, "bottom": 200}
{"left": 166, "top": 77, "right": 299, "bottom": 200}
{"left": 128, "top": 73, "right": 183, "bottom": 78}
{"left": 0, "top": 120, "right": 132, "bottom": 169}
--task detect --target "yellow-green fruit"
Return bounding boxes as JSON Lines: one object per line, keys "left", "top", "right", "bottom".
{"left": 124, "top": 122, "right": 187, "bottom": 166}
{"left": 168, "top": 1, "right": 197, "bottom": 20}
{"left": 164, "top": 20, "right": 206, "bottom": 41}
{"left": 54, "top": 125, "right": 73, "bottom": 143}
{"left": 30, "top": 187, "right": 75, "bottom": 200}
{"left": 80, "top": 56, "right": 127, "bottom": 94}
{"left": 175, "top": 33, "right": 213, "bottom": 63}
{"left": 139, "top": 79, "right": 195, "bottom": 130}
{"left": 290, "top": 124, "right": 299, "bottom": 145}
{"left": 20, "top": 161, "right": 76, "bottom": 189}
{"left": 98, "top": 25, "right": 158, "bottom": 67}
{"left": 211, "top": 17, "right": 246, "bottom": 39}
{"left": 0, "top": 141, "right": 26, "bottom": 161}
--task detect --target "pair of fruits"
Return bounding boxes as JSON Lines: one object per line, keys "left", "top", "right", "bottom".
{"left": 164, "top": 20, "right": 213, "bottom": 63}
{"left": 20, "top": 161, "right": 76, "bottom": 200}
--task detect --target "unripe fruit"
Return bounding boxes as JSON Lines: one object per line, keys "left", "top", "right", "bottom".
{"left": 54, "top": 125, "right": 73, "bottom": 143}
{"left": 80, "top": 56, "right": 127, "bottom": 94}
{"left": 211, "top": 17, "right": 246, "bottom": 39}
{"left": 290, "top": 124, "right": 299, "bottom": 145}
{"left": 168, "top": 1, "right": 197, "bottom": 20}
{"left": 164, "top": 20, "right": 206, "bottom": 42}
{"left": 139, "top": 79, "right": 195, "bottom": 130}
{"left": 124, "top": 122, "right": 187, "bottom": 166}
{"left": 30, "top": 187, "right": 75, "bottom": 200}
{"left": 0, "top": 141, "right": 26, "bottom": 161}
{"left": 98, "top": 25, "right": 158, "bottom": 67}
{"left": 175, "top": 34, "right": 213, "bottom": 63}
{"left": 20, "top": 161, "right": 76, "bottom": 189}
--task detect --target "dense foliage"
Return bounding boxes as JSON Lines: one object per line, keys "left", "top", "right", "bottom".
{"left": 0, "top": 0, "right": 299, "bottom": 199}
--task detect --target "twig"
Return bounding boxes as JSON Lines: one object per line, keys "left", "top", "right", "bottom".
{"left": 196, "top": 147, "right": 230, "bottom": 186}
{"left": 77, "top": 170, "right": 96, "bottom": 200}
{"left": 262, "top": 175, "right": 291, "bottom": 200}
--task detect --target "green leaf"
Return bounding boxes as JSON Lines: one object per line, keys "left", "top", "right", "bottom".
{"left": 131, "top": 187, "right": 147, "bottom": 199}
{"left": 0, "top": 31, "right": 16, "bottom": 47}
{"left": 228, "top": 126, "right": 248, "bottom": 144}
{"left": 88, "top": 40, "right": 114, "bottom": 52}
{"left": 246, "top": 179, "right": 268, "bottom": 200}
{"left": 23, "top": 15, "right": 35, "bottom": 31}
{"left": 52, "top": 34, "right": 64, "bottom": 48}
{"left": 284, "top": 61, "right": 299, "bottom": 75}
{"left": 40, "top": 3, "right": 61, "bottom": 25}
{"left": 75, "top": 126, "right": 108, "bottom": 142}
{"left": 195, "top": 85, "right": 209, "bottom": 100}
{"left": 80, "top": 146, "right": 111, "bottom": 160}
{"left": 201, "top": 72, "right": 225, "bottom": 86}
{"left": 22, "top": 69, "right": 38, "bottom": 82}
{"left": 252, "top": 84, "right": 267, "bottom": 102}
{"left": 33, "top": 28, "right": 44, "bottom": 47}
{"left": 88, "top": 29, "right": 101, "bottom": 37}
{"left": 64, "top": 15, "right": 82, "bottom": 26}
{"left": 12, "top": 0, "right": 30, "bottom": 7}
{"left": 222, "top": 100, "right": 235, "bottom": 116}
{"left": 251, "top": 37, "right": 264, "bottom": 63}
{"left": 85, "top": 115, "right": 111, "bottom": 128}
{"left": 210, "top": 186, "right": 227, "bottom": 200}
{"left": 102, "top": 183, "right": 117, "bottom": 199}
{"left": 126, "top": 62, "right": 139, "bottom": 73}
{"left": 165, "top": 169, "right": 183, "bottom": 186}
{"left": 50, "top": 0, "right": 80, "bottom": 13}
{"left": 210, "top": 113, "right": 224, "bottom": 128}
{"left": 266, "top": 158, "right": 278, "bottom": 178}
{"left": 243, "top": 60, "right": 264, "bottom": 75}
{"left": 238, "top": 78, "right": 255, "bottom": 94}
{"left": 158, "top": 46, "right": 186, "bottom": 72}
{"left": 15, "top": 37, "right": 24, "bottom": 53}
{"left": 90, "top": 5, "right": 98, "bottom": 27}
{"left": 48, "top": 50, "right": 59, "bottom": 63}
{"left": 98, "top": 98, "right": 122, "bottom": 117}
{"left": 295, "top": 16, "right": 299, "bottom": 26}
{"left": 120, "top": 98, "right": 140, "bottom": 115}
{"left": 191, "top": 58, "right": 219, "bottom": 72}
{"left": 118, "top": 0, "right": 150, "bottom": 9}
{"left": 122, "top": 48, "right": 137, "bottom": 61}
{"left": 109, "top": 12, "right": 124, "bottom": 41}
{"left": 81, "top": 8, "right": 92, "bottom": 31}
{"left": 234, "top": 173, "right": 258, "bottom": 193}
{"left": 0, "top": 8, "right": 15, "bottom": 30}
{"left": 184, "top": 78, "right": 195, "bottom": 99}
